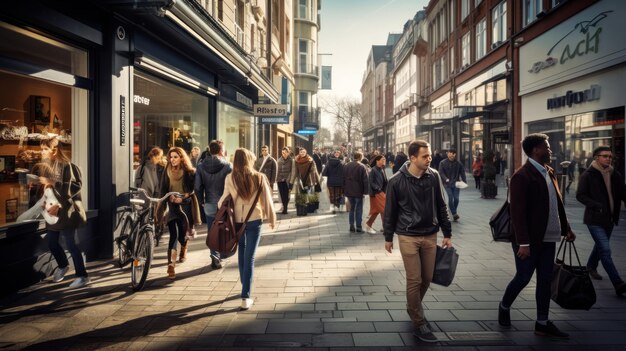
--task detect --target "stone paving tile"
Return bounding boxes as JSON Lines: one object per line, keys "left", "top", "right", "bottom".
{"left": 352, "top": 332, "right": 405, "bottom": 347}
{"left": 342, "top": 311, "right": 392, "bottom": 322}
{"left": 265, "top": 320, "right": 323, "bottom": 334}
{"left": 312, "top": 333, "right": 355, "bottom": 347}
{"left": 324, "top": 322, "right": 376, "bottom": 333}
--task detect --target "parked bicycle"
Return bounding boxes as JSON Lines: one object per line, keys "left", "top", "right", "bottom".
{"left": 114, "top": 187, "right": 183, "bottom": 291}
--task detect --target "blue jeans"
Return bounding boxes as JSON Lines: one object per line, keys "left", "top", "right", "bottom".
{"left": 502, "top": 242, "right": 555, "bottom": 321}
{"left": 238, "top": 219, "right": 262, "bottom": 298}
{"left": 205, "top": 215, "right": 219, "bottom": 260}
{"left": 47, "top": 229, "right": 88, "bottom": 277}
{"left": 586, "top": 225, "right": 623, "bottom": 285}
{"left": 347, "top": 196, "right": 364, "bottom": 228}
{"left": 445, "top": 187, "right": 460, "bottom": 215}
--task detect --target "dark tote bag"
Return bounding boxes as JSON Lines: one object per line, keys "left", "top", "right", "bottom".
{"left": 489, "top": 189, "right": 511, "bottom": 242}
{"left": 551, "top": 238, "right": 596, "bottom": 310}
{"left": 432, "top": 246, "right": 459, "bottom": 287}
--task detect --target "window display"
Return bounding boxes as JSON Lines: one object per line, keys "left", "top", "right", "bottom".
{"left": 217, "top": 102, "right": 255, "bottom": 162}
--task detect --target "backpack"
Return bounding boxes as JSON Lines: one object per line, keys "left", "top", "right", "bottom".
{"left": 205, "top": 177, "right": 263, "bottom": 258}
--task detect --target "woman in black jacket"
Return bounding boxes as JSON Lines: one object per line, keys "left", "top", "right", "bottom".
{"left": 322, "top": 150, "right": 345, "bottom": 213}
{"left": 365, "top": 155, "right": 387, "bottom": 233}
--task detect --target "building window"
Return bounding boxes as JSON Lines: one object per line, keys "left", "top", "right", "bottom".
{"left": 476, "top": 18, "right": 486, "bottom": 60}
{"left": 523, "top": 0, "right": 542, "bottom": 27}
{"left": 298, "top": 0, "right": 314, "bottom": 21}
{"left": 218, "top": 0, "right": 223, "bottom": 21}
{"left": 218, "top": 103, "right": 254, "bottom": 162}
{"left": 299, "top": 39, "right": 311, "bottom": 74}
{"left": 449, "top": 0, "right": 455, "bottom": 33}
{"left": 461, "top": 0, "right": 469, "bottom": 21}
{"left": 492, "top": 1, "right": 507, "bottom": 46}
{"left": 461, "top": 32, "right": 470, "bottom": 67}
{"left": 450, "top": 46, "right": 455, "bottom": 73}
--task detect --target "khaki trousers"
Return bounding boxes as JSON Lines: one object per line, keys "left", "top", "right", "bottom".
{"left": 398, "top": 233, "right": 438, "bottom": 328}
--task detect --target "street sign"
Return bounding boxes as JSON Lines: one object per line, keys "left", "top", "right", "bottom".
{"left": 259, "top": 116, "right": 290, "bottom": 124}
{"left": 297, "top": 130, "right": 317, "bottom": 135}
{"left": 253, "top": 104, "right": 288, "bottom": 116}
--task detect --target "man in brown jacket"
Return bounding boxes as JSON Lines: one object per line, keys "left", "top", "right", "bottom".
{"left": 499, "top": 133, "right": 575, "bottom": 338}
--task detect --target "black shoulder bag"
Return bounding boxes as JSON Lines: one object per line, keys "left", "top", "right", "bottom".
{"left": 489, "top": 188, "right": 511, "bottom": 242}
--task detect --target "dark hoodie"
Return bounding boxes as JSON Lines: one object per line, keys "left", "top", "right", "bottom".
{"left": 383, "top": 163, "right": 452, "bottom": 242}
{"left": 194, "top": 155, "right": 232, "bottom": 216}
{"left": 322, "top": 157, "right": 344, "bottom": 187}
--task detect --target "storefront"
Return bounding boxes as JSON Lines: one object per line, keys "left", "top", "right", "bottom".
{"left": 519, "top": 0, "right": 626, "bottom": 178}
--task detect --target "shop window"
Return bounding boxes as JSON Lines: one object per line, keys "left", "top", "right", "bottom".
{"left": 0, "top": 23, "right": 89, "bottom": 227}
{"left": 217, "top": 102, "right": 255, "bottom": 162}
{"left": 132, "top": 72, "right": 209, "bottom": 174}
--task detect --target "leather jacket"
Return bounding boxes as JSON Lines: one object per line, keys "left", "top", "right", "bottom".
{"left": 383, "top": 163, "right": 452, "bottom": 241}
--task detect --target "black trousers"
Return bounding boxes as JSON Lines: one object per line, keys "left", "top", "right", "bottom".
{"left": 277, "top": 181, "right": 290, "bottom": 209}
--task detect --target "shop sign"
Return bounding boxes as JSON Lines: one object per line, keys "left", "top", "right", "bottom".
{"left": 120, "top": 95, "right": 126, "bottom": 146}
{"left": 546, "top": 84, "right": 600, "bottom": 110}
{"left": 236, "top": 92, "right": 253, "bottom": 108}
{"left": 258, "top": 116, "right": 289, "bottom": 124}
{"left": 253, "top": 104, "right": 288, "bottom": 116}
{"left": 297, "top": 130, "right": 317, "bottom": 135}
{"left": 493, "top": 132, "right": 510, "bottom": 144}
{"left": 133, "top": 95, "right": 150, "bottom": 106}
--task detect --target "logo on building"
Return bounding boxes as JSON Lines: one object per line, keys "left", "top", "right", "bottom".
{"left": 546, "top": 85, "right": 600, "bottom": 110}
{"left": 528, "top": 11, "right": 612, "bottom": 74}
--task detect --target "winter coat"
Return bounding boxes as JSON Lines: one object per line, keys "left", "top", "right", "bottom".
{"left": 322, "top": 157, "right": 344, "bottom": 187}
{"left": 392, "top": 153, "right": 408, "bottom": 173}
{"left": 134, "top": 161, "right": 164, "bottom": 197}
{"left": 383, "top": 164, "right": 451, "bottom": 242}
{"left": 277, "top": 156, "right": 296, "bottom": 184}
{"left": 46, "top": 162, "right": 86, "bottom": 231}
{"left": 576, "top": 165, "right": 626, "bottom": 227}
{"left": 343, "top": 160, "right": 368, "bottom": 197}
{"left": 158, "top": 167, "right": 202, "bottom": 228}
{"left": 218, "top": 173, "right": 276, "bottom": 226}
{"left": 312, "top": 153, "right": 323, "bottom": 175}
{"left": 294, "top": 155, "right": 320, "bottom": 189}
{"left": 368, "top": 166, "right": 387, "bottom": 196}
{"left": 254, "top": 155, "right": 278, "bottom": 186}
{"left": 194, "top": 155, "right": 232, "bottom": 216}
{"left": 438, "top": 158, "right": 467, "bottom": 188}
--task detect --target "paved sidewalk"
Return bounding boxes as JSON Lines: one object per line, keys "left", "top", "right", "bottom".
{"left": 1, "top": 182, "right": 625, "bottom": 350}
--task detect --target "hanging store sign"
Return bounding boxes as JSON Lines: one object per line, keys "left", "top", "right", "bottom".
{"left": 253, "top": 104, "right": 288, "bottom": 116}
{"left": 236, "top": 92, "right": 253, "bottom": 108}
{"left": 258, "top": 116, "right": 290, "bottom": 124}
{"left": 546, "top": 84, "right": 600, "bottom": 110}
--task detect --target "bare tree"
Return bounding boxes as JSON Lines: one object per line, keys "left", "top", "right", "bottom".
{"left": 313, "top": 127, "right": 332, "bottom": 148}
{"left": 320, "top": 96, "right": 363, "bottom": 146}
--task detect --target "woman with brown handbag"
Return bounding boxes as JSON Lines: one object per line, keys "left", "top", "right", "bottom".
{"left": 218, "top": 148, "right": 276, "bottom": 310}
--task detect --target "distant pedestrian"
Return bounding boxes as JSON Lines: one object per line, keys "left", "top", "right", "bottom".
{"left": 383, "top": 140, "right": 452, "bottom": 343}
{"left": 431, "top": 150, "right": 443, "bottom": 170}
{"left": 322, "top": 150, "right": 345, "bottom": 214}
{"left": 365, "top": 155, "right": 387, "bottom": 233}
{"left": 159, "top": 147, "right": 202, "bottom": 279}
{"left": 294, "top": 148, "right": 321, "bottom": 194}
{"left": 254, "top": 145, "right": 278, "bottom": 190}
{"left": 576, "top": 146, "right": 626, "bottom": 296}
{"left": 312, "top": 147, "right": 323, "bottom": 176}
{"left": 195, "top": 140, "right": 232, "bottom": 269}
{"left": 276, "top": 147, "right": 296, "bottom": 214}
{"left": 218, "top": 148, "right": 276, "bottom": 310}
{"left": 343, "top": 152, "right": 369, "bottom": 233}
{"left": 393, "top": 150, "right": 408, "bottom": 174}
{"left": 134, "top": 146, "right": 165, "bottom": 197}
{"left": 190, "top": 146, "right": 201, "bottom": 167}
{"left": 438, "top": 148, "right": 466, "bottom": 221}
{"left": 499, "top": 133, "right": 575, "bottom": 338}
{"left": 472, "top": 155, "right": 483, "bottom": 190}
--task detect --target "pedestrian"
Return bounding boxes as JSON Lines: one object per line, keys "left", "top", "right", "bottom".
{"left": 276, "top": 147, "right": 296, "bottom": 214}
{"left": 195, "top": 140, "right": 232, "bottom": 269}
{"left": 383, "top": 140, "right": 452, "bottom": 343}
{"left": 576, "top": 146, "right": 626, "bottom": 295}
{"left": 438, "top": 148, "right": 467, "bottom": 221}
{"left": 312, "top": 147, "right": 323, "bottom": 176}
{"left": 393, "top": 150, "right": 408, "bottom": 174}
{"left": 431, "top": 150, "right": 443, "bottom": 170}
{"left": 134, "top": 146, "right": 165, "bottom": 197}
{"left": 39, "top": 137, "right": 90, "bottom": 288}
{"left": 365, "top": 155, "right": 387, "bottom": 234}
{"left": 322, "top": 149, "right": 345, "bottom": 214}
{"left": 343, "top": 152, "right": 369, "bottom": 233}
{"left": 190, "top": 146, "right": 201, "bottom": 167}
{"left": 218, "top": 148, "right": 276, "bottom": 310}
{"left": 472, "top": 155, "right": 483, "bottom": 190}
{"left": 159, "top": 147, "right": 201, "bottom": 279}
{"left": 499, "top": 133, "right": 576, "bottom": 338}
{"left": 254, "top": 145, "right": 277, "bottom": 190}
{"left": 294, "top": 148, "right": 321, "bottom": 196}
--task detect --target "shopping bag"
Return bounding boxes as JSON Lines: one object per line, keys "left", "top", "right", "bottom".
{"left": 489, "top": 199, "right": 511, "bottom": 242}
{"left": 432, "top": 246, "right": 459, "bottom": 287}
{"left": 455, "top": 181, "right": 468, "bottom": 189}
{"left": 551, "top": 238, "right": 596, "bottom": 310}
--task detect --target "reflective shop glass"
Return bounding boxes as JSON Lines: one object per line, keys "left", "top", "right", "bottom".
{"left": 217, "top": 102, "right": 255, "bottom": 163}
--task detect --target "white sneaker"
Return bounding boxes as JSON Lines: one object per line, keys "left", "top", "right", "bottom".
{"left": 240, "top": 298, "right": 254, "bottom": 310}
{"left": 365, "top": 226, "right": 377, "bottom": 234}
{"left": 69, "top": 277, "right": 90, "bottom": 289}
{"left": 53, "top": 266, "right": 69, "bottom": 282}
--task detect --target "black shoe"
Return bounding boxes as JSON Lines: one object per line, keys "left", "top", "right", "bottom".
{"left": 616, "top": 282, "right": 626, "bottom": 296}
{"left": 211, "top": 256, "right": 222, "bottom": 269}
{"left": 413, "top": 324, "right": 438, "bottom": 343}
{"left": 356, "top": 227, "right": 363, "bottom": 233}
{"left": 498, "top": 304, "right": 511, "bottom": 327}
{"left": 349, "top": 225, "right": 356, "bottom": 232}
{"left": 282, "top": 209, "right": 288, "bottom": 214}
{"left": 453, "top": 214, "right": 460, "bottom": 221}
{"left": 588, "top": 268, "right": 603, "bottom": 280}
{"left": 534, "top": 321, "right": 569, "bottom": 338}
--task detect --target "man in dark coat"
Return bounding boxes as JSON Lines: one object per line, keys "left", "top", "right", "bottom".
{"left": 431, "top": 150, "right": 443, "bottom": 170}
{"left": 438, "top": 148, "right": 466, "bottom": 221}
{"left": 499, "top": 133, "right": 575, "bottom": 338}
{"left": 576, "top": 146, "right": 626, "bottom": 296}
{"left": 312, "top": 147, "right": 323, "bottom": 175}
{"left": 254, "top": 145, "right": 277, "bottom": 189}
{"left": 393, "top": 150, "right": 408, "bottom": 174}
{"left": 343, "top": 152, "right": 369, "bottom": 232}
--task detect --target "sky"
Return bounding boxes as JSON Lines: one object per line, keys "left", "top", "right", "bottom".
{"left": 317, "top": 0, "right": 429, "bottom": 128}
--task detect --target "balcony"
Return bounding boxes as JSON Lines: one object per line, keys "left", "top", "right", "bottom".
{"left": 296, "top": 64, "right": 319, "bottom": 77}
{"left": 295, "top": 107, "right": 320, "bottom": 131}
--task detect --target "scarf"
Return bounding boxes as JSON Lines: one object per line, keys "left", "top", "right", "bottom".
{"left": 167, "top": 167, "right": 185, "bottom": 194}
{"left": 295, "top": 155, "right": 313, "bottom": 180}
{"left": 591, "top": 160, "right": 614, "bottom": 213}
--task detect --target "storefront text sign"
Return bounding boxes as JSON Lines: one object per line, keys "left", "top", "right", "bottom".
{"left": 253, "top": 104, "right": 288, "bottom": 116}
{"left": 120, "top": 95, "right": 126, "bottom": 146}
{"left": 546, "top": 85, "right": 600, "bottom": 110}
{"left": 134, "top": 95, "right": 150, "bottom": 106}
{"left": 259, "top": 116, "right": 289, "bottom": 124}
{"left": 236, "top": 92, "right": 253, "bottom": 108}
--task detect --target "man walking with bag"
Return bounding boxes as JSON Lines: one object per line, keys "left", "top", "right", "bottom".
{"left": 438, "top": 148, "right": 466, "bottom": 221}
{"left": 383, "top": 140, "right": 452, "bottom": 343}
{"left": 499, "top": 133, "right": 575, "bottom": 338}
{"left": 576, "top": 146, "right": 626, "bottom": 296}
{"left": 343, "top": 152, "right": 369, "bottom": 233}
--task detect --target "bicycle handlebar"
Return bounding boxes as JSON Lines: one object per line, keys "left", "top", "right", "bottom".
{"left": 129, "top": 187, "right": 187, "bottom": 204}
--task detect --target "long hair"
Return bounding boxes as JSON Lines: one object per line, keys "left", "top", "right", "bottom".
{"left": 41, "top": 137, "right": 70, "bottom": 164}
{"left": 166, "top": 147, "right": 195, "bottom": 173}
{"left": 232, "top": 148, "right": 261, "bottom": 200}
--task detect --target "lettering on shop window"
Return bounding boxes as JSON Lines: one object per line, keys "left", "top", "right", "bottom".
{"left": 528, "top": 11, "right": 612, "bottom": 74}
{"left": 133, "top": 95, "right": 150, "bottom": 106}
{"left": 546, "top": 85, "right": 600, "bottom": 110}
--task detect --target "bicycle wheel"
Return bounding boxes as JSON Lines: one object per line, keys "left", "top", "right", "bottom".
{"left": 116, "top": 215, "right": 133, "bottom": 267}
{"left": 131, "top": 227, "right": 154, "bottom": 291}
